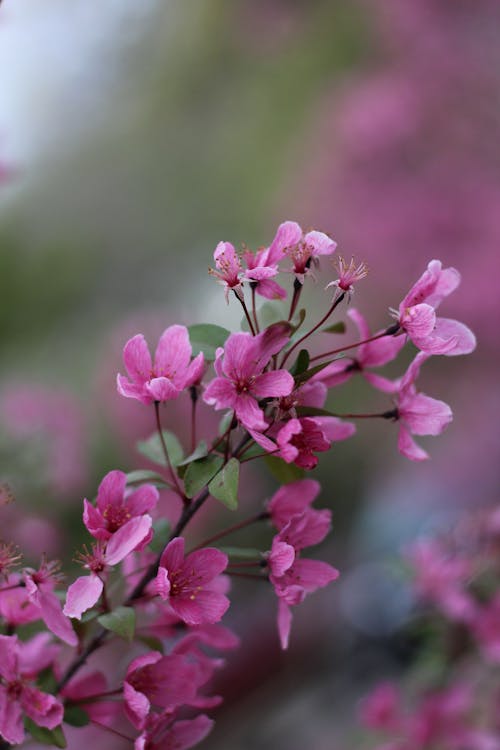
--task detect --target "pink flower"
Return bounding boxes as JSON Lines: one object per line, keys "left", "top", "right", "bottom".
{"left": 83, "top": 469, "right": 158, "bottom": 542}
{"left": 154, "top": 537, "right": 229, "bottom": 625}
{"left": 243, "top": 245, "right": 287, "bottom": 300}
{"left": 23, "top": 559, "right": 77, "bottom": 646}
{"left": 64, "top": 515, "right": 153, "bottom": 619}
{"left": 396, "top": 260, "right": 476, "bottom": 356}
{"left": 124, "top": 651, "right": 202, "bottom": 729}
{"left": 209, "top": 241, "right": 244, "bottom": 302}
{"left": 117, "top": 325, "right": 205, "bottom": 405}
{"left": 395, "top": 353, "right": 453, "bottom": 461}
{"left": 266, "top": 221, "right": 337, "bottom": 283}
{"left": 276, "top": 416, "right": 355, "bottom": 469}
{"left": 0, "top": 634, "right": 63, "bottom": 745}
{"left": 359, "top": 682, "right": 403, "bottom": 732}
{"left": 0, "top": 574, "right": 39, "bottom": 627}
{"left": 472, "top": 594, "right": 500, "bottom": 662}
{"left": 134, "top": 713, "right": 213, "bottom": 750}
{"left": 267, "top": 478, "right": 330, "bottom": 531}
{"left": 62, "top": 671, "right": 119, "bottom": 724}
{"left": 326, "top": 256, "right": 368, "bottom": 297}
{"left": 406, "top": 538, "right": 476, "bottom": 622}
{"left": 203, "top": 324, "right": 294, "bottom": 431}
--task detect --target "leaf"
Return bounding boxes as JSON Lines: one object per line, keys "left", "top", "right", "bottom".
{"left": 64, "top": 706, "right": 90, "bottom": 728}
{"left": 264, "top": 456, "right": 305, "bottom": 483}
{"left": 137, "top": 635, "right": 165, "bottom": 653}
{"left": 289, "top": 349, "right": 310, "bottom": 377}
{"left": 149, "top": 518, "right": 171, "bottom": 554}
{"left": 290, "top": 308, "right": 306, "bottom": 332}
{"left": 188, "top": 324, "right": 230, "bottom": 360}
{"left": 25, "top": 719, "right": 67, "bottom": 748}
{"left": 293, "top": 356, "right": 344, "bottom": 386}
{"left": 218, "top": 410, "right": 235, "bottom": 436}
{"left": 322, "top": 321, "right": 346, "bottom": 334}
{"left": 219, "top": 546, "right": 262, "bottom": 559}
{"left": 137, "top": 431, "right": 184, "bottom": 468}
{"left": 208, "top": 458, "right": 240, "bottom": 510}
{"left": 98, "top": 606, "right": 136, "bottom": 642}
{"left": 176, "top": 441, "right": 209, "bottom": 466}
{"left": 126, "top": 469, "right": 170, "bottom": 488}
{"left": 184, "top": 455, "right": 224, "bottom": 499}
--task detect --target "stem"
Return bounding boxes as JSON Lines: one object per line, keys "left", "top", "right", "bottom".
{"left": 251, "top": 284, "right": 260, "bottom": 333}
{"left": 237, "top": 295, "right": 256, "bottom": 336}
{"left": 288, "top": 278, "right": 303, "bottom": 321}
{"left": 226, "top": 572, "right": 269, "bottom": 581}
{"left": 189, "top": 386, "right": 198, "bottom": 453}
{"left": 309, "top": 323, "right": 401, "bottom": 363}
{"left": 190, "top": 511, "right": 268, "bottom": 552}
{"left": 90, "top": 720, "right": 135, "bottom": 742}
{"left": 227, "top": 560, "right": 265, "bottom": 568}
{"left": 333, "top": 409, "right": 398, "bottom": 420}
{"left": 154, "top": 401, "right": 186, "bottom": 501}
{"left": 281, "top": 292, "right": 346, "bottom": 368}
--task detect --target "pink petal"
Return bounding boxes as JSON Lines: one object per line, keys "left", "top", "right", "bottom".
{"left": 83, "top": 498, "right": 107, "bottom": 539}
{"left": 314, "top": 416, "right": 355, "bottom": 442}
{"left": 155, "top": 325, "right": 192, "bottom": 379}
{"left": 21, "top": 686, "right": 63, "bottom": 729}
{"left": 234, "top": 393, "right": 267, "bottom": 431}
{"left": 347, "top": 307, "right": 371, "bottom": 341}
{"left": 314, "top": 359, "right": 354, "bottom": 388}
{"left": 64, "top": 575, "right": 104, "bottom": 619}
{"left": 399, "top": 351, "right": 431, "bottom": 392}
{"left": 253, "top": 324, "right": 291, "bottom": 371}
{"left": 221, "top": 332, "right": 255, "bottom": 380}
{"left": 145, "top": 377, "right": 180, "bottom": 402}
{"left": 97, "top": 470, "right": 127, "bottom": 512}
{"left": 154, "top": 567, "right": 171, "bottom": 600}
{"left": 244, "top": 266, "right": 278, "bottom": 281}
{"left": 0, "top": 685, "right": 24, "bottom": 745}
{"left": 267, "top": 221, "right": 303, "bottom": 265}
{"left": 252, "top": 370, "right": 294, "bottom": 399}
{"left": 268, "top": 479, "right": 320, "bottom": 526}
{"left": 17, "top": 633, "right": 59, "bottom": 676}
{"left": 37, "top": 590, "right": 77, "bottom": 645}
{"left": 304, "top": 230, "right": 337, "bottom": 256}
{"left": 269, "top": 540, "right": 295, "bottom": 577}
{"left": 290, "top": 558, "right": 339, "bottom": 591}
{"left": 105, "top": 515, "right": 153, "bottom": 566}
{"left": 124, "top": 681, "right": 150, "bottom": 730}
{"left": 360, "top": 332, "right": 406, "bottom": 368}
{"left": 363, "top": 371, "right": 400, "bottom": 393}
{"left": 116, "top": 374, "right": 151, "bottom": 404}
{"left": 0, "top": 635, "right": 18, "bottom": 682}
{"left": 123, "top": 334, "right": 152, "bottom": 384}
{"left": 397, "top": 425, "right": 429, "bottom": 461}
{"left": 160, "top": 537, "right": 185, "bottom": 571}
{"left": 184, "top": 352, "right": 205, "bottom": 387}
{"left": 256, "top": 278, "right": 288, "bottom": 300}
{"left": 248, "top": 429, "right": 277, "bottom": 452}
{"left": 184, "top": 548, "right": 228, "bottom": 583}
{"left": 165, "top": 716, "right": 214, "bottom": 750}
{"left": 203, "top": 376, "right": 237, "bottom": 410}
{"left": 431, "top": 317, "right": 477, "bottom": 356}
{"left": 402, "top": 303, "right": 436, "bottom": 339}
{"left": 400, "top": 393, "right": 452, "bottom": 436}
{"left": 126, "top": 484, "right": 159, "bottom": 516}
{"left": 172, "top": 590, "right": 230, "bottom": 625}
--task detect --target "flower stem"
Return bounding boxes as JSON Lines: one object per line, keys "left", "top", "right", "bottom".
{"left": 309, "top": 323, "right": 401, "bottom": 363}
{"left": 237, "top": 295, "right": 256, "bottom": 336}
{"left": 154, "top": 400, "right": 186, "bottom": 502}
{"left": 281, "top": 292, "right": 346, "bottom": 368}
{"left": 288, "top": 278, "right": 303, "bottom": 321}
{"left": 190, "top": 511, "right": 269, "bottom": 552}
{"left": 251, "top": 283, "right": 260, "bottom": 333}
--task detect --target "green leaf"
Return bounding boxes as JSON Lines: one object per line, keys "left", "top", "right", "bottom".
{"left": 264, "top": 456, "right": 305, "bottom": 483}
{"left": 322, "top": 321, "right": 346, "bottom": 334}
{"left": 208, "top": 458, "right": 240, "bottom": 510}
{"left": 126, "top": 469, "right": 170, "bottom": 487}
{"left": 293, "top": 356, "right": 344, "bottom": 386}
{"left": 290, "top": 307, "right": 306, "bottom": 332}
{"left": 219, "top": 546, "right": 262, "bottom": 559}
{"left": 98, "top": 606, "right": 136, "bottom": 642}
{"left": 184, "top": 455, "right": 224, "bottom": 499}
{"left": 188, "top": 324, "right": 230, "bottom": 360}
{"left": 137, "top": 430, "right": 184, "bottom": 468}
{"left": 64, "top": 706, "right": 90, "bottom": 728}
{"left": 137, "top": 635, "right": 165, "bottom": 653}
{"left": 177, "top": 440, "right": 209, "bottom": 466}
{"left": 149, "top": 518, "right": 171, "bottom": 554}
{"left": 218, "top": 410, "right": 235, "bottom": 436}
{"left": 289, "top": 348, "right": 310, "bottom": 377}
{"left": 25, "top": 719, "right": 67, "bottom": 748}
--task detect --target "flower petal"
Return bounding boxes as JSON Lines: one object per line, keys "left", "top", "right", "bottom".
{"left": 64, "top": 575, "right": 104, "bottom": 619}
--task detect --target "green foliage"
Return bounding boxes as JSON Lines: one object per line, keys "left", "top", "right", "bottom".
{"left": 264, "top": 456, "right": 305, "bottom": 483}
{"left": 25, "top": 719, "right": 67, "bottom": 748}
{"left": 322, "top": 321, "right": 346, "bottom": 334}
{"left": 208, "top": 457, "right": 239, "bottom": 510}
{"left": 184, "top": 455, "right": 224, "bottom": 499}
{"left": 63, "top": 706, "right": 90, "bottom": 728}
{"left": 149, "top": 518, "right": 171, "bottom": 554}
{"left": 137, "top": 431, "right": 184, "bottom": 467}
{"left": 188, "top": 324, "right": 230, "bottom": 360}
{"left": 98, "top": 606, "right": 136, "bottom": 642}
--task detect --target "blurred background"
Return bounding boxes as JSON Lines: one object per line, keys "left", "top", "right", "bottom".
{"left": 0, "top": 1, "right": 498, "bottom": 748}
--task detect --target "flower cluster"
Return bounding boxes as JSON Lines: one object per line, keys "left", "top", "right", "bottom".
{"left": 0, "top": 222, "right": 475, "bottom": 748}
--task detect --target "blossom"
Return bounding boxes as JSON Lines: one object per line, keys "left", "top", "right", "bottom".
{"left": 154, "top": 537, "right": 229, "bottom": 625}
{"left": 64, "top": 515, "right": 153, "bottom": 619}
{"left": 326, "top": 256, "right": 368, "bottom": 297}
{"left": 0, "top": 634, "right": 63, "bottom": 745}
{"left": 267, "top": 478, "right": 329, "bottom": 531}
{"left": 117, "top": 325, "right": 204, "bottom": 405}
{"left": 242, "top": 245, "right": 287, "bottom": 300}
{"left": 266, "top": 220, "right": 337, "bottom": 283}
{"left": 209, "top": 241, "right": 244, "bottom": 302}
{"left": 203, "top": 324, "right": 294, "bottom": 431}
{"left": 395, "top": 353, "right": 453, "bottom": 461}
{"left": 23, "top": 559, "right": 77, "bottom": 646}
{"left": 134, "top": 713, "right": 214, "bottom": 750}
{"left": 276, "top": 416, "right": 355, "bottom": 469}
{"left": 396, "top": 260, "right": 476, "bottom": 356}
{"left": 83, "top": 469, "right": 158, "bottom": 542}
{"left": 124, "top": 651, "right": 202, "bottom": 730}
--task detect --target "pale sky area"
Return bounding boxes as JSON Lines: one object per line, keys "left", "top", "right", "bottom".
{"left": 0, "top": 0, "right": 159, "bottom": 171}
